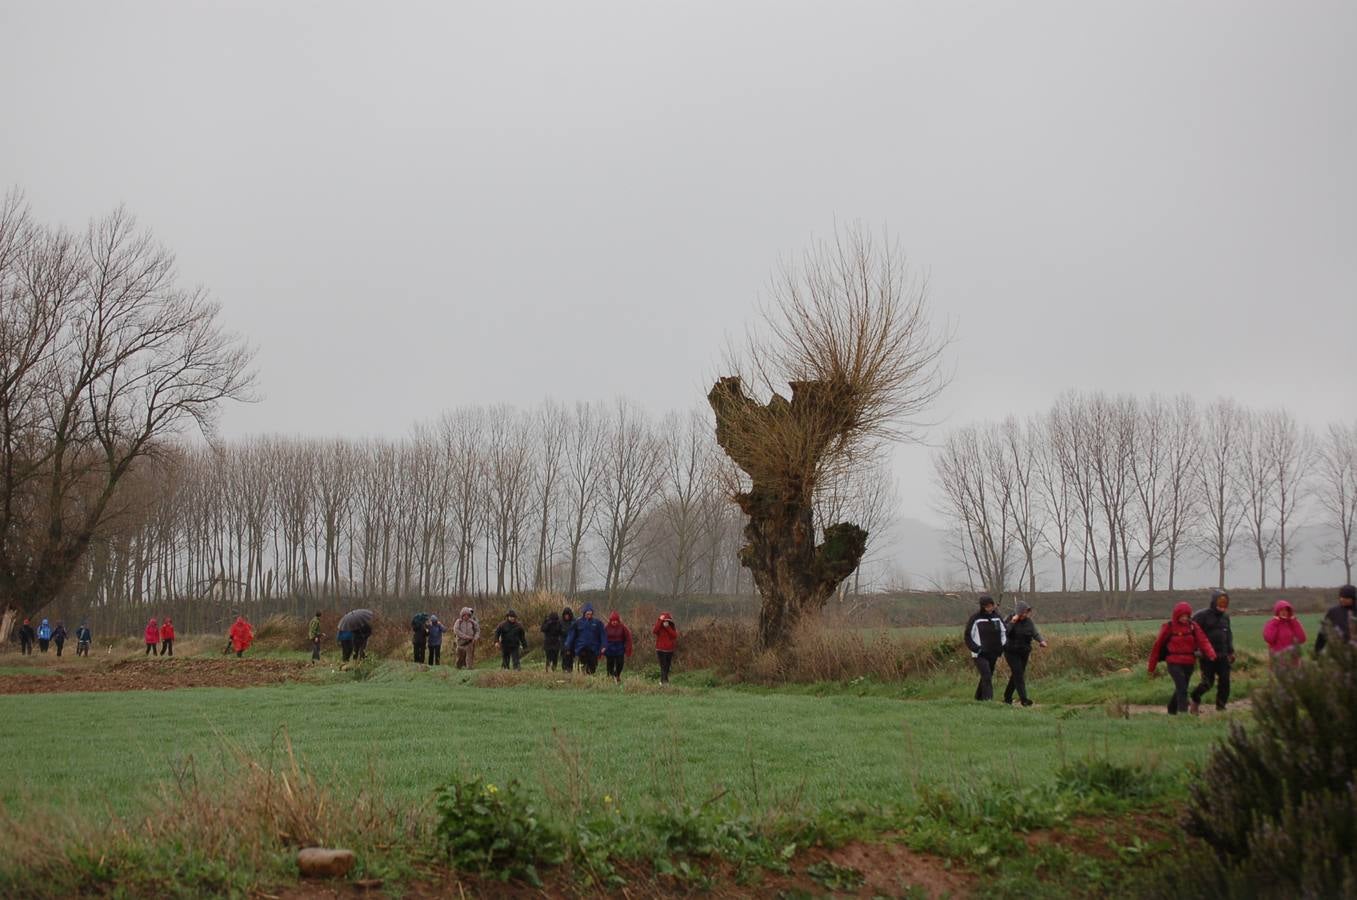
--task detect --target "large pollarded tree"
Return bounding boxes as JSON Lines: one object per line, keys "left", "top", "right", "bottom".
{"left": 0, "top": 191, "right": 255, "bottom": 627}
{"left": 709, "top": 228, "right": 946, "bottom": 649}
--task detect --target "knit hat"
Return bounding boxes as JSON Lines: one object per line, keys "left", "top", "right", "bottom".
{"left": 1340, "top": 585, "right": 1356, "bottom": 601}
{"left": 506, "top": 609, "right": 518, "bottom": 618}
{"left": 1014, "top": 601, "right": 1031, "bottom": 616}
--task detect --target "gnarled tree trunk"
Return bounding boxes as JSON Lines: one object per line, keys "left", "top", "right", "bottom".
{"left": 709, "top": 377, "right": 867, "bottom": 648}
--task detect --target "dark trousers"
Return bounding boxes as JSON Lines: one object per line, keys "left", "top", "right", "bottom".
{"left": 160, "top": 639, "right": 173, "bottom": 656}
{"left": 413, "top": 639, "right": 426, "bottom": 664}
{"left": 20, "top": 638, "right": 32, "bottom": 655}
{"left": 657, "top": 650, "right": 674, "bottom": 683}
{"left": 54, "top": 639, "right": 65, "bottom": 657}
{"left": 77, "top": 641, "right": 89, "bottom": 657}
{"left": 428, "top": 644, "right": 441, "bottom": 665}
{"left": 341, "top": 638, "right": 355, "bottom": 662}
{"left": 353, "top": 634, "right": 369, "bottom": 659}
{"left": 39, "top": 638, "right": 49, "bottom": 653}
{"left": 501, "top": 648, "right": 521, "bottom": 670}
{"left": 1003, "top": 649, "right": 1030, "bottom": 704}
{"left": 544, "top": 644, "right": 560, "bottom": 670}
{"left": 311, "top": 638, "right": 321, "bottom": 661}
{"left": 973, "top": 655, "right": 998, "bottom": 701}
{"left": 1167, "top": 663, "right": 1194, "bottom": 714}
{"left": 561, "top": 649, "right": 575, "bottom": 672}
{"left": 1191, "top": 657, "right": 1231, "bottom": 709}
{"left": 606, "top": 654, "right": 625, "bottom": 680}
{"left": 577, "top": 648, "right": 598, "bottom": 674}
{"left": 145, "top": 642, "right": 156, "bottom": 655}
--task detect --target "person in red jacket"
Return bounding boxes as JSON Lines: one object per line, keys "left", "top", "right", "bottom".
{"left": 652, "top": 612, "right": 679, "bottom": 686}
{"left": 1262, "top": 600, "right": 1307, "bottom": 666}
{"left": 603, "top": 612, "right": 633, "bottom": 683}
{"left": 159, "top": 618, "right": 176, "bottom": 656}
{"left": 227, "top": 616, "right": 254, "bottom": 657}
{"left": 143, "top": 618, "right": 160, "bottom": 656}
{"left": 1148, "top": 602, "right": 1217, "bottom": 715}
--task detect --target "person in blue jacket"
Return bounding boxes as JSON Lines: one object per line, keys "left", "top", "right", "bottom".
{"left": 565, "top": 604, "right": 605, "bottom": 675}
{"left": 36, "top": 618, "right": 52, "bottom": 653}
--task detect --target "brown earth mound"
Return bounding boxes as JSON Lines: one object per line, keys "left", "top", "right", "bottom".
{"left": 0, "top": 657, "right": 311, "bottom": 694}
{"left": 271, "top": 840, "right": 973, "bottom": 899}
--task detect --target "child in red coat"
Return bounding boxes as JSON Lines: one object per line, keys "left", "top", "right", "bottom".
{"left": 1262, "top": 600, "right": 1307, "bottom": 666}
{"left": 652, "top": 612, "right": 679, "bottom": 686}
{"left": 1148, "top": 602, "right": 1217, "bottom": 715}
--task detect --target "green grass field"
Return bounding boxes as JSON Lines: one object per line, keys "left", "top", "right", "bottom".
{"left": 0, "top": 613, "right": 1299, "bottom": 898}
{"left": 0, "top": 674, "right": 1231, "bottom": 817}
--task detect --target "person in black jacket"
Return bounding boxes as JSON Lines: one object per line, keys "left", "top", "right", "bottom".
{"left": 17, "top": 618, "right": 36, "bottom": 655}
{"left": 540, "top": 612, "right": 564, "bottom": 671}
{"left": 1315, "top": 584, "right": 1357, "bottom": 654}
{"left": 964, "top": 596, "right": 1007, "bottom": 701}
{"left": 1190, "top": 589, "right": 1235, "bottom": 713}
{"left": 493, "top": 609, "right": 528, "bottom": 670}
{"left": 1003, "top": 602, "right": 1047, "bottom": 706}
{"left": 558, "top": 607, "right": 576, "bottom": 672}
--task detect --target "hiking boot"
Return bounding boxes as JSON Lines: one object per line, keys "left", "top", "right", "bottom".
{"left": 1216, "top": 704, "right": 1227, "bottom": 712}
{"left": 1021, "top": 699, "right": 1034, "bottom": 707}
{"left": 1189, "top": 700, "right": 1201, "bottom": 715}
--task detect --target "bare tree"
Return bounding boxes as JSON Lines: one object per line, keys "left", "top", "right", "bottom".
{"left": 1236, "top": 408, "right": 1278, "bottom": 589}
{"left": 561, "top": 401, "right": 606, "bottom": 596}
{"left": 1033, "top": 415, "right": 1074, "bottom": 591}
{"left": 1316, "top": 422, "right": 1357, "bottom": 583}
{"left": 595, "top": 398, "right": 664, "bottom": 602}
{"left": 710, "top": 227, "right": 946, "bottom": 647}
{"left": 933, "top": 425, "right": 1016, "bottom": 597}
{"left": 1161, "top": 395, "right": 1201, "bottom": 591}
{"left": 1267, "top": 410, "right": 1312, "bottom": 590}
{"left": 1196, "top": 398, "right": 1245, "bottom": 588}
{"left": 0, "top": 194, "right": 254, "bottom": 619}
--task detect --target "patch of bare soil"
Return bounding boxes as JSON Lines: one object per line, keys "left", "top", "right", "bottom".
{"left": 1024, "top": 813, "right": 1174, "bottom": 861}
{"left": 0, "top": 657, "right": 311, "bottom": 694}
{"left": 267, "top": 840, "right": 974, "bottom": 899}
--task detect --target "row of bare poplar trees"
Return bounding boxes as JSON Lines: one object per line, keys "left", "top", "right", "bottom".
{"left": 933, "top": 392, "right": 1357, "bottom": 597}
{"left": 73, "top": 399, "right": 896, "bottom": 620}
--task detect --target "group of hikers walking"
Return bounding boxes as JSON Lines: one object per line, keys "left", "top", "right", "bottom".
{"left": 15, "top": 619, "right": 90, "bottom": 657}
{"left": 1146, "top": 584, "right": 1355, "bottom": 715}
{"left": 401, "top": 604, "right": 680, "bottom": 684}
{"left": 964, "top": 583, "right": 1357, "bottom": 712}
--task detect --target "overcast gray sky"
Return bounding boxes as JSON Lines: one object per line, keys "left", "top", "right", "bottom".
{"left": 3, "top": 1, "right": 1354, "bottom": 523}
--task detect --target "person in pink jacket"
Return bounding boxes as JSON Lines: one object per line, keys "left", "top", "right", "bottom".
{"left": 1262, "top": 600, "right": 1307, "bottom": 666}
{"left": 143, "top": 618, "right": 160, "bottom": 655}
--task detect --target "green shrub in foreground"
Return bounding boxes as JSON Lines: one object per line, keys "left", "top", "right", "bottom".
{"left": 434, "top": 776, "right": 563, "bottom": 886}
{"left": 1178, "top": 640, "right": 1357, "bottom": 899}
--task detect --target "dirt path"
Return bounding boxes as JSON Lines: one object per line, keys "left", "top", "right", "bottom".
{"left": 0, "top": 657, "right": 312, "bottom": 694}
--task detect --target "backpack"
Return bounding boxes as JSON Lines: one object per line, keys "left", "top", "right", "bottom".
{"left": 411, "top": 612, "right": 430, "bottom": 632}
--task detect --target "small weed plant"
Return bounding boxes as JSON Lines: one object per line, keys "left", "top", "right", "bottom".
{"left": 434, "top": 775, "right": 563, "bottom": 886}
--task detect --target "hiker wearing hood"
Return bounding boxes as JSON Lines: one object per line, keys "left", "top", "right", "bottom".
{"left": 1190, "top": 590, "right": 1235, "bottom": 713}
{"left": 493, "top": 610, "right": 528, "bottom": 670}
{"left": 426, "top": 615, "right": 446, "bottom": 666}
{"left": 75, "top": 622, "right": 92, "bottom": 656}
{"left": 453, "top": 607, "right": 481, "bottom": 669}
{"left": 52, "top": 622, "right": 67, "bottom": 657}
{"left": 1002, "top": 602, "right": 1046, "bottom": 706}
{"left": 410, "top": 612, "right": 431, "bottom": 664}
{"left": 37, "top": 618, "right": 52, "bottom": 653}
{"left": 1315, "top": 584, "right": 1357, "bottom": 654}
{"left": 565, "top": 604, "right": 604, "bottom": 674}
{"left": 143, "top": 619, "right": 159, "bottom": 655}
{"left": 558, "top": 608, "right": 576, "bottom": 672}
{"left": 540, "top": 612, "right": 565, "bottom": 670}
{"left": 1149, "top": 602, "right": 1217, "bottom": 715}
{"left": 1262, "top": 600, "right": 1307, "bottom": 665}
{"left": 653, "top": 612, "right": 679, "bottom": 685}
{"left": 18, "top": 619, "right": 35, "bottom": 655}
{"left": 159, "top": 619, "right": 175, "bottom": 656}
{"left": 964, "top": 597, "right": 1007, "bottom": 701}
{"left": 603, "top": 612, "right": 633, "bottom": 682}
{"left": 228, "top": 616, "right": 254, "bottom": 657}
